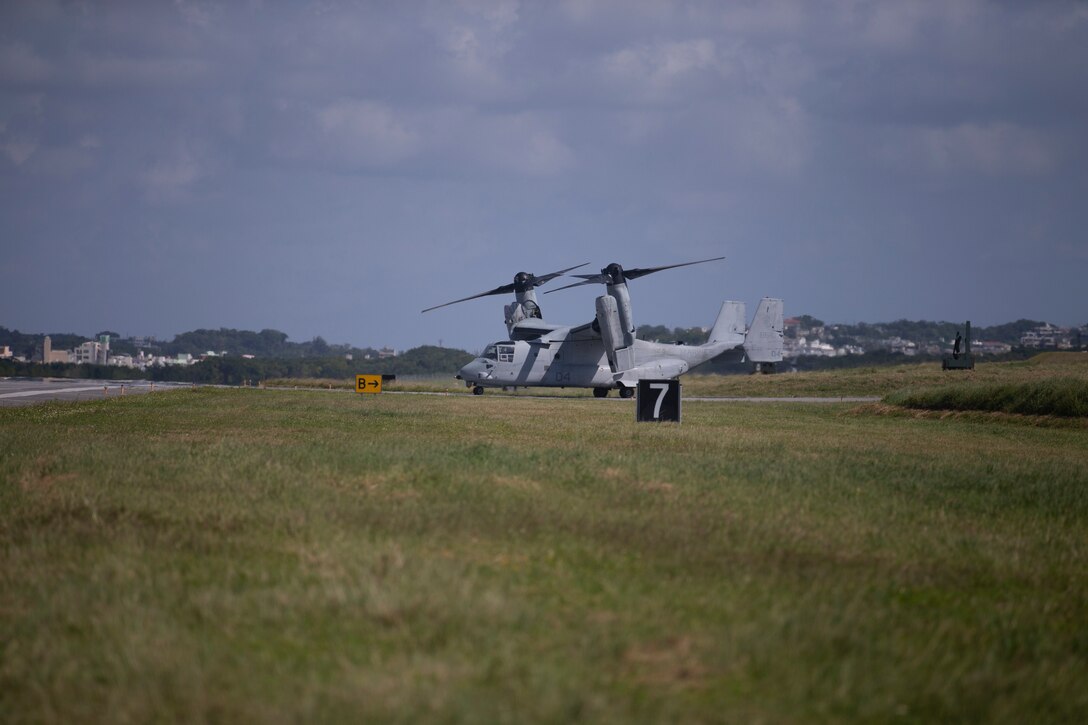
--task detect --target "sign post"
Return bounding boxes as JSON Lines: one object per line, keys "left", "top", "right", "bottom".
{"left": 636, "top": 379, "right": 681, "bottom": 423}
{"left": 355, "top": 374, "right": 383, "bottom": 394}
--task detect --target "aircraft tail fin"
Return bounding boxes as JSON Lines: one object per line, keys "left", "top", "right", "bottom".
{"left": 743, "top": 298, "right": 784, "bottom": 363}
{"left": 707, "top": 301, "right": 746, "bottom": 345}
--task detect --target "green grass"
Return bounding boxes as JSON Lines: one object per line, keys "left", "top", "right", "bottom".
{"left": 886, "top": 378, "right": 1088, "bottom": 418}
{"left": 2, "top": 386, "right": 1088, "bottom": 722}
{"left": 684, "top": 351, "right": 1088, "bottom": 398}
{"left": 265, "top": 352, "right": 1088, "bottom": 399}
{"left": 264, "top": 375, "right": 471, "bottom": 395}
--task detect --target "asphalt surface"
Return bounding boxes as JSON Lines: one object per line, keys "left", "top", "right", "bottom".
{"left": 0, "top": 378, "right": 193, "bottom": 407}
{"left": 0, "top": 378, "right": 881, "bottom": 408}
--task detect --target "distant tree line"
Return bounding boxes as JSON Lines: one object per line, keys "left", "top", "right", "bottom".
{"left": 0, "top": 346, "right": 474, "bottom": 385}
{"left": 159, "top": 328, "right": 373, "bottom": 358}
{"left": 635, "top": 318, "right": 1063, "bottom": 348}
{"left": 636, "top": 325, "right": 709, "bottom": 345}
{"left": 0, "top": 326, "right": 387, "bottom": 360}
{"left": 807, "top": 318, "right": 1051, "bottom": 347}
{"left": 2, "top": 317, "right": 1080, "bottom": 384}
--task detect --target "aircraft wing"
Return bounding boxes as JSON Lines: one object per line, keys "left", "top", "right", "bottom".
{"left": 526, "top": 320, "right": 601, "bottom": 346}
{"left": 510, "top": 321, "right": 565, "bottom": 340}
{"left": 564, "top": 321, "right": 601, "bottom": 342}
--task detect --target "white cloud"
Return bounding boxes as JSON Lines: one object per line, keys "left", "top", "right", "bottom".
{"left": 924, "top": 123, "right": 1056, "bottom": 175}
{"left": 317, "top": 99, "right": 421, "bottom": 167}
{"left": 77, "top": 56, "right": 212, "bottom": 88}
{"left": 305, "top": 100, "right": 573, "bottom": 178}
{"left": 717, "top": 0, "right": 806, "bottom": 35}
{"left": 174, "top": 0, "right": 212, "bottom": 28}
{"left": 425, "top": 0, "right": 521, "bottom": 99}
{"left": 495, "top": 120, "right": 575, "bottom": 176}
{"left": 1, "top": 137, "right": 38, "bottom": 166}
{"left": 600, "top": 39, "right": 725, "bottom": 103}
{"left": 724, "top": 95, "right": 811, "bottom": 177}
{"left": 23, "top": 145, "right": 95, "bottom": 178}
{"left": 0, "top": 41, "right": 51, "bottom": 84}
{"left": 411, "top": 106, "right": 575, "bottom": 177}
{"left": 559, "top": 0, "right": 675, "bottom": 26}
{"left": 882, "top": 123, "right": 1058, "bottom": 177}
{"left": 142, "top": 145, "right": 207, "bottom": 200}
{"left": 830, "top": 0, "right": 987, "bottom": 52}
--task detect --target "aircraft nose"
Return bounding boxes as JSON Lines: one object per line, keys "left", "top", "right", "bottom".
{"left": 459, "top": 360, "right": 483, "bottom": 380}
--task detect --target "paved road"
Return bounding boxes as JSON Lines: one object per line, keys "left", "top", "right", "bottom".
{"left": 385, "top": 390, "right": 880, "bottom": 403}
{"left": 0, "top": 378, "right": 192, "bottom": 407}
{"left": 685, "top": 396, "right": 880, "bottom": 403}
{"left": 1, "top": 378, "right": 880, "bottom": 408}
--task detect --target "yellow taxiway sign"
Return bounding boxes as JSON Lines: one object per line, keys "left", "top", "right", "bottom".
{"left": 355, "top": 374, "right": 383, "bottom": 394}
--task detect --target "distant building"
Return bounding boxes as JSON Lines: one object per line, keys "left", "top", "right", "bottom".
{"left": 0, "top": 345, "right": 11, "bottom": 359}
{"left": 975, "top": 340, "right": 1012, "bottom": 355}
{"left": 882, "top": 337, "right": 917, "bottom": 356}
{"left": 1020, "top": 323, "right": 1070, "bottom": 349}
{"left": 74, "top": 341, "right": 104, "bottom": 364}
{"left": 42, "top": 336, "right": 70, "bottom": 364}
{"left": 378, "top": 347, "right": 397, "bottom": 359}
{"left": 783, "top": 336, "right": 848, "bottom": 358}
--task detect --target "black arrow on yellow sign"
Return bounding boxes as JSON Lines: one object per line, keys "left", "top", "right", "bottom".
{"left": 355, "top": 374, "right": 383, "bottom": 394}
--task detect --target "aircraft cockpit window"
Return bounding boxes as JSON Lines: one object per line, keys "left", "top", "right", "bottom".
{"left": 497, "top": 345, "right": 515, "bottom": 363}
{"left": 483, "top": 345, "right": 498, "bottom": 360}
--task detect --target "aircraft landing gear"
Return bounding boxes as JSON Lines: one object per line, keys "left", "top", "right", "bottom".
{"left": 593, "top": 387, "right": 610, "bottom": 398}
{"left": 618, "top": 386, "right": 634, "bottom": 399}
{"left": 472, "top": 386, "right": 485, "bottom": 395}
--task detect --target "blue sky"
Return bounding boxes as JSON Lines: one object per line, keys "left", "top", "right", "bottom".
{"left": 2, "top": 1, "right": 1086, "bottom": 351}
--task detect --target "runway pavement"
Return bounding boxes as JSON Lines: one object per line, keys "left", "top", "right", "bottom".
{"left": 1, "top": 377, "right": 881, "bottom": 408}
{"left": 0, "top": 378, "right": 192, "bottom": 407}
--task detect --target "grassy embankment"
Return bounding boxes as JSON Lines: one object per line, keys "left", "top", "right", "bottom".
{"left": 2, "top": 367, "right": 1087, "bottom": 721}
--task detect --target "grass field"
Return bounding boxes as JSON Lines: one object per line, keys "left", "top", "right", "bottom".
{"left": 2, "top": 360, "right": 1088, "bottom": 722}
{"left": 267, "top": 351, "right": 1088, "bottom": 399}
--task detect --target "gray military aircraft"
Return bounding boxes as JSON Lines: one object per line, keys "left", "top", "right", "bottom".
{"left": 423, "top": 258, "right": 783, "bottom": 397}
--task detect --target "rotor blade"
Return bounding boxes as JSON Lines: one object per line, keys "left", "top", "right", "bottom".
{"left": 543, "top": 275, "right": 609, "bottom": 294}
{"left": 420, "top": 262, "right": 589, "bottom": 312}
{"left": 421, "top": 282, "right": 515, "bottom": 313}
{"left": 623, "top": 256, "right": 725, "bottom": 281}
{"left": 545, "top": 257, "right": 725, "bottom": 293}
{"left": 531, "top": 262, "right": 590, "bottom": 287}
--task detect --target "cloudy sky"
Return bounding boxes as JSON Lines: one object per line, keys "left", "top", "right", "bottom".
{"left": 2, "top": 1, "right": 1086, "bottom": 351}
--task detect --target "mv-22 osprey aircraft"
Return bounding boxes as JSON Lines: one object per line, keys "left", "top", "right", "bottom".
{"left": 422, "top": 257, "right": 783, "bottom": 398}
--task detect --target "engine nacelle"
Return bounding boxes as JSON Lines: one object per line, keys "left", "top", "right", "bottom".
{"left": 596, "top": 294, "right": 637, "bottom": 372}
{"left": 609, "top": 283, "right": 636, "bottom": 348}
{"left": 595, "top": 295, "right": 622, "bottom": 369}
{"left": 504, "top": 298, "right": 543, "bottom": 335}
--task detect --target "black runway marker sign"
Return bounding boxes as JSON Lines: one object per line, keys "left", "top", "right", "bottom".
{"left": 636, "top": 379, "right": 681, "bottom": 423}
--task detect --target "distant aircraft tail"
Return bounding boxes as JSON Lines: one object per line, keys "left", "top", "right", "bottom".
{"left": 707, "top": 301, "right": 746, "bottom": 346}
{"left": 743, "top": 298, "right": 783, "bottom": 363}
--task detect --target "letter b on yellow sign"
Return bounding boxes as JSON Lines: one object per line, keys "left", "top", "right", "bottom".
{"left": 355, "top": 375, "right": 382, "bottom": 394}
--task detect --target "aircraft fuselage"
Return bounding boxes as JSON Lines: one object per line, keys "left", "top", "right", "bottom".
{"left": 457, "top": 333, "right": 740, "bottom": 391}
